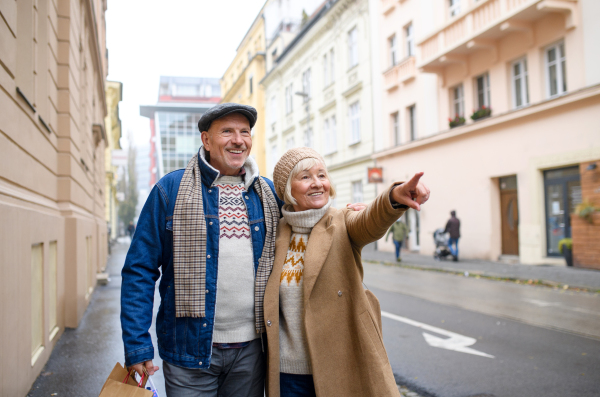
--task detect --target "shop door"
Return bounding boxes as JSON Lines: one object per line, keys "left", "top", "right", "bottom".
{"left": 544, "top": 167, "right": 581, "bottom": 256}
{"left": 500, "top": 176, "right": 519, "bottom": 255}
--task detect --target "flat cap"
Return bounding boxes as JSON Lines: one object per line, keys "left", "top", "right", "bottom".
{"left": 197, "top": 103, "right": 257, "bottom": 132}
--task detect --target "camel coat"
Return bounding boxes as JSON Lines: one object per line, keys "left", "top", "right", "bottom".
{"left": 264, "top": 186, "right": 406, "bottom": 397}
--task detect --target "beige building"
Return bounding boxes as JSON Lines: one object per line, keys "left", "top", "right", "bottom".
{"left": 374, "top": 0, "right": 600, "bottom": 265}
{"left": 262, "top": 0, "right": 378, "bottom": 207}
{"left": 0, "top": 0, "right": 109, "bottom": 395}
{"left": 105, "top": 81, "right": 123, "bottom": 241}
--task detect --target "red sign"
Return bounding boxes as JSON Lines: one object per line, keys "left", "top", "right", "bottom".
{"left": 368, "top": 167, "right": 383, "bottom": 183}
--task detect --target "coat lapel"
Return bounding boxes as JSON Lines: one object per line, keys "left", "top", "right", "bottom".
{"left": 303, "top": 210, "right": 335, "bottom": 304}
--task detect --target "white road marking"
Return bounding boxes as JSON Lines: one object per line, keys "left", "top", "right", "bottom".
{"left": 524, "top": 299, "right": 600, "bottom": 316}
{"left": 381, "top": 311, "right": 495, "bottom": 359}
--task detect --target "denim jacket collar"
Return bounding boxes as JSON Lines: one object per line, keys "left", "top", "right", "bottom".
{"left": 198, "top": 146, "right": 260, "bottom": 191}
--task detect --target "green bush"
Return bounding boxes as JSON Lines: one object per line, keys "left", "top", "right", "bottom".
{"left": 558, "top": 238, "right": 572, "bottom": 254}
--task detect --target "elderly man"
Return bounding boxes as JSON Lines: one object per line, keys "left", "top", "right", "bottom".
{"left": 121, "top": 103, "right": 283, "bottom": 396}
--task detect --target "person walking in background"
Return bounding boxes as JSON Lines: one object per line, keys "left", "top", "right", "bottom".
{"left": 444, "top": 210, "right": 461, "bottom": 261}
{"left": 126, "top": 221, "right": 135, "bottom": 238}
{"left": 386, "top": 219, "right": 409, "bottom": 261}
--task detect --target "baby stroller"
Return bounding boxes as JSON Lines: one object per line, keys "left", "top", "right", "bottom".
{"left": 433, "top": 228, "right": 452, "bottom": 260}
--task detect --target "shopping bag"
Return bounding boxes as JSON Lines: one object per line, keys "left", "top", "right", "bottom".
{"left": 98, "top": 363, "right": 153, "bottom": 397}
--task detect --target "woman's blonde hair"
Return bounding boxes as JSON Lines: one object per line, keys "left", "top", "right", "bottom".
{"left": 284, "top": 157, "right": 336, "bottom": 206}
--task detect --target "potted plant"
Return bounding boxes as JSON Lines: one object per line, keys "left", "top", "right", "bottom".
{"left": 448, "top": 115, "right": 465, "bottom": 128}
{"left": 558, "top": 238, "right": 573, "bottom": 267}
{"left": 470, "top": 105, "right": 492, "bottom": 121}
{"left": 575, "top": 200, "right": 598, "bottom": 224}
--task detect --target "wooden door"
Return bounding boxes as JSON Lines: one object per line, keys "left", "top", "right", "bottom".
{"left": 500, "top": 190, "right": 519, "bottom": 255}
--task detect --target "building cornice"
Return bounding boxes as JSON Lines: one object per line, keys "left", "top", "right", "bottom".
{"left": 326, "top": 153, "right": 373, "bottom": 171}
{"left": 85, "top": 0, "right": 107, "bottom": 116}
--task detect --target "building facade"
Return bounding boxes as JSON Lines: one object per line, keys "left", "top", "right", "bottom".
{"left": 0, "top": 0, "right": 109, "bottom": 395}
{"left": 262, "top": 0, "right": 378, "bottom": 207}
{"left": 105, "top": 81, "right": 123, "bottom": 241}
{"left": 140, "top": 76, "right": 221, "bottom": 181}
{"left": 374, "top": 0, "right": 600, "bottom": 266}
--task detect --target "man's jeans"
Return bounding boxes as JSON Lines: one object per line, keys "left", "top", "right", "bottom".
{"left": 448, "top": 237, "right": 459, "bottom": 258}
{"left": 280, "top": 373, "right": 316, "bottom": 397}
{"left": 393, "top": 240, "right": 403, "bottom": 258}
{"left": 162, "top": 338, "right": 265, "bottom": 397}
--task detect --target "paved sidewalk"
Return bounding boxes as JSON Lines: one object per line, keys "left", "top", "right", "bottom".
{"left": 363, "top": 243, "right": 600, "bottom": 291}
{"left": 27, "top": 239, "right": 166, "bottom": 397}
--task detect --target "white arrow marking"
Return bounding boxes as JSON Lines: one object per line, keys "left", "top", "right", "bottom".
{"left": 381, "top": 311, "right": 495, "bottom": 358}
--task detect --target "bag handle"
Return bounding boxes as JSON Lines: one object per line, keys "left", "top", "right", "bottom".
{"left": 123, "top": 368, "right": 145, "bottom": 388}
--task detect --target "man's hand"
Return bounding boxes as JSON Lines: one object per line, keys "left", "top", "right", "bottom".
{"left": 129, "top": 360, "right": 159, "bottom": 378}
{"left": 391, "top": 172, "right": 430, "bottom": 211}
{"left": 346, "top": 202, "right": 367, "bottom": 211}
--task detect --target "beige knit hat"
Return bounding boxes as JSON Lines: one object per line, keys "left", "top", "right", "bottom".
{"left": 273, "top": 147, "right": 326, "bottom": 199}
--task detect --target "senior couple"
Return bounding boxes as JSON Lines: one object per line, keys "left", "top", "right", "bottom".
{"left": 121, "top": 103, "right": 430, "bottom": 396}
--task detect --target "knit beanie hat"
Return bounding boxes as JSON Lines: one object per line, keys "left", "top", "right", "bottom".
{"left": 273, "top": 147, "right": 326, "bottom": 199}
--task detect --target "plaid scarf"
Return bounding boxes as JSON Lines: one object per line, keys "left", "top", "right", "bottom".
{"left": 172, "top": 154, "right": 279, "bottom": 334}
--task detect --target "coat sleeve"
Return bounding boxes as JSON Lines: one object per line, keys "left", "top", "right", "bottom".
{"left": 120, "top": 184, "right": 166, "bottom": 367}
{"left": 344, "top": 184, "right": 407, "bottom": 249}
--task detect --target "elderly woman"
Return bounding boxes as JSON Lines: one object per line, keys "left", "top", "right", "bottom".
{"left": 264, "top": 148, "right": 430, "bottom": 397}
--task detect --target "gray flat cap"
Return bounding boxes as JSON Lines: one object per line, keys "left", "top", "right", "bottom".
{"left": 198, "top": 103, "right": 257, "bottom": 132}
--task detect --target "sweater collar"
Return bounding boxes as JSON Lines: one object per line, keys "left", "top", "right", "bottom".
{"left": 282, "top": 199, "right": 332, "bottom": 234}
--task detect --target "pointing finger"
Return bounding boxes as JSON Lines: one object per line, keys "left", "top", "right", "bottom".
{"left": 405, "top": 172, "right": 424, "bottom": 189}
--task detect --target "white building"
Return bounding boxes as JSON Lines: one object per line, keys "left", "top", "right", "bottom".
{"left": 262, "top": 0, "right": 377, "bottom": 207}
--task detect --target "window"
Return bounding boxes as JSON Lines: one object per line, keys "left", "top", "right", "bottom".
{"left": 406, "top": 23, "right": 414, "bottom": 57}
{"left": 512, "top": 58, "right": 529, "bottom": 108}
{"left": 249, "top": 75, "right": 253, "bottom": 95}
{"left": 349, "top": 102, "right": 361, "bottom": 145}
{"left": 286, "top": 136, "right": 295, "bottom": 150}
{"left": 544, "top": 167, "right": 581, "bottom": 256}
{"left": 330, "top": 49, "right": 335, "bottom": 83}
{"left": 285, "top": 83, "right": 293, "bottom": 114}
{"left": 324, "top": 116, "right": 337, "bottom": 154}
{"left": 475, "top": 73, "right": 490, "bottom": 109}
{"left": 392, "top": 112, "right": 400, "bottom": 146}
{"left": 302, "top": 68, "right": 311, "bottom": 100}
{"left": 31, "top": 243, "right": 44, "bottom": 363}
{"left": 323, "top": 53, "right": 329, "bottom": 87}
{"left": 348, "top": 27, "right": 358, "bottom": 68}
{"left": 546, "top": 41, "right": 567, "bottom": 98}
{"left": 408, "top": 105, "right": 416, "bottom": 141}
{"left": 449, "top": 0, "right": 461, "bottom": 17}
{"left": 352, "top": 180, "right": 364, "bottom": 203}
{"left": 270, "top": 95, "right": 277, "bottom": 126}
{"left": 389, "top": 34, "right": 398, "bottom": 67}
{"left": 303, "top": 128, "right": 313, "bottom": 148}
{"left": 452, "top": 84, "right": 464, "bottom": 117}
{"left": 270, "top": 144, "right": 278, "bottom": 173}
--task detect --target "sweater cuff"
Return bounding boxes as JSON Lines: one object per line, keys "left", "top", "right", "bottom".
{"left": 389, "top": 183, "right": 409, "bottom": 209}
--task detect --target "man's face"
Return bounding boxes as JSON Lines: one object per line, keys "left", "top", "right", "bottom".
{"left": 201, "top": 113, "right": 252, "bottom": 176}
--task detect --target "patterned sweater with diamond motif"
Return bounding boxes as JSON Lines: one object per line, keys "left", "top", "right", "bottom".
{"left": 213, "top": 176, "right": 258, "bottom": 343}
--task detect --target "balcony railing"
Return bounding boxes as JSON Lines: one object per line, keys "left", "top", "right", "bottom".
{"left": 418, "top": 0, "right": 577, "bottom": 71}
{"left": 383, "top": 56, "right": 416, "bottom": 91}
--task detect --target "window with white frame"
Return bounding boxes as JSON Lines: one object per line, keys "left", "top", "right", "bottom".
{"left": 475, "top": 73, "right": 490, "bottom": 109}
{"left": 330, "top": 48, "right": 335, "bottom": 83}
{"left": 512, "top": 58, "right": 529, "bottom": 108}
{"left": 392, "top": 112, "right": 400, "bottom": 146}
{"left": 348, "top": 27, "right": 358, "bottom": 68}
{"left": 349, "top": 101, "right": 361, "bottom": 145}
{"left": 449, "top": 0, "right": 461, "bottom": 17}
{"left": 324, "top": 115, "right": 337, "bottom": 155}
{"left": 389, "top": 34, "right": 397, "bottom": 67}
{"left": 351, "top": 180, "right": 364, "bottom": 204}
{"left": 302, "top": 68, "right": 311, "bottom": 100}
{"left": 270, "top": 144, "right": 278, "bottom": 173}
{"left": 452, "top": 84, "right": 464, "bottom": 117}
{"left": 408, "top": 105, "right": 416, "bottom": 141}
{"left": 546, "top": 41, "right": 567, "bottom": 98}
{"left": 323, "top": 53, "right": 329, "bottom": 87}
{"left": 270, "top": 95, "right": 277, "bottom": 126}
{"left": 405, "top": 23, "right": 414, "bottom": 57}
{"left": 286, "top": 136, "right": 295, "bottom": 150}
{"left": 303, "top": 128, "right": 313, "bottom": 148}
{"left": 285, "top": 83, "right": 293, "bottom": 114}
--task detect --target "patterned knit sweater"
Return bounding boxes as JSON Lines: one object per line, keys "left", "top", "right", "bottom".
{"left": 279, "top": 200, "right": 331, "bottom": 374}
{"left": 212, "top": 176, "right": 258, "bottom": 343}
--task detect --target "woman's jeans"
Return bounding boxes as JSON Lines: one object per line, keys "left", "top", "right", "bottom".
{"left": 448, "top": 237, "right": 459, "bottom": 257}
{"left": 280, "top": 373, "right": 316, "bottom": 397}
{"left": 393, "top": 240, "right": 403, "bottom": 258}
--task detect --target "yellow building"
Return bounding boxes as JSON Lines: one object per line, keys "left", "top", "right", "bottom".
{"left": 105, "top": 81, "right": 123, "bottom": 242}
{"left": 220, "top": 11, "right": 268, "bottom": 174}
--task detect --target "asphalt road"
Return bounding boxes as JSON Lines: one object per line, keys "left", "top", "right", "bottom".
{"left": 365, "top": 263, "right": 600, "bottom": 397}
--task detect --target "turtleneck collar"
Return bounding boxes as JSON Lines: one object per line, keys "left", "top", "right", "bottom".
{"left": 281, "top": 199, "right": 332, "bottom": 234}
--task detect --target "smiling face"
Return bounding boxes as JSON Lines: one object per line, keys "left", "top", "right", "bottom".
{"left": 201, "top": 112, "right": 252, "bottom": 176}
{"left": 289, "top": 161, "right": 331, "bottom": 212}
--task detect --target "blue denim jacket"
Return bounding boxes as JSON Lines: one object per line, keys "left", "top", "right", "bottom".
{"left": 121, "top": 150, "right": 282, "bottom": 369}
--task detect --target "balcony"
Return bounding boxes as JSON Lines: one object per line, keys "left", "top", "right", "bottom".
{"left": 418, "top": 0, "right": 578, "bottom": 72}
{"left": 383, "top": 56, "right": 416, "bottom": 91}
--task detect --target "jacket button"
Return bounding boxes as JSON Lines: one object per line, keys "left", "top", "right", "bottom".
{"left": 208, "top": 189, "right": 212, "bottom": 193}
{"left": 209, "top": 222, "right": 213, "bottom": 225}
{"left": 267, "top": 320, "right": 272, "bottom": 327}
{"left": 338, "top": 291, "right": 342, "bottom": 297}
{"left": 203, "top": 323, "right": 207, "bottom": 327}
{"left": 199, "top": 361, "right": 202, "bottom": 365}
{"left": 255, "top": 226, "right": 259, "bottom": 231}
{"left": 206, "top": 289, "right": 209, "bottom": 294}
{"left": 207, "top": 255, "right": 211, "bottom": 259}
{"left": 245, "top": 195, "right": 249, "bottom": 200}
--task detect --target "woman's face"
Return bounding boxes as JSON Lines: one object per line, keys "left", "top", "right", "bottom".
{"left": 290, "top": 162, "right": 331, "bottom": 212}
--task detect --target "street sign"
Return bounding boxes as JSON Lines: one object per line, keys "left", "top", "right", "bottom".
{"left": 368, "top": 167, "right": 383, "bottom": 183}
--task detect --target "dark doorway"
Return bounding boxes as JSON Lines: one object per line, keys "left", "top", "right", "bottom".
{"left": 543, "top": 166, "right": 581, "bottom": 256}
{"left": 500, "top": 176, "right": 519, "bottom": 255}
